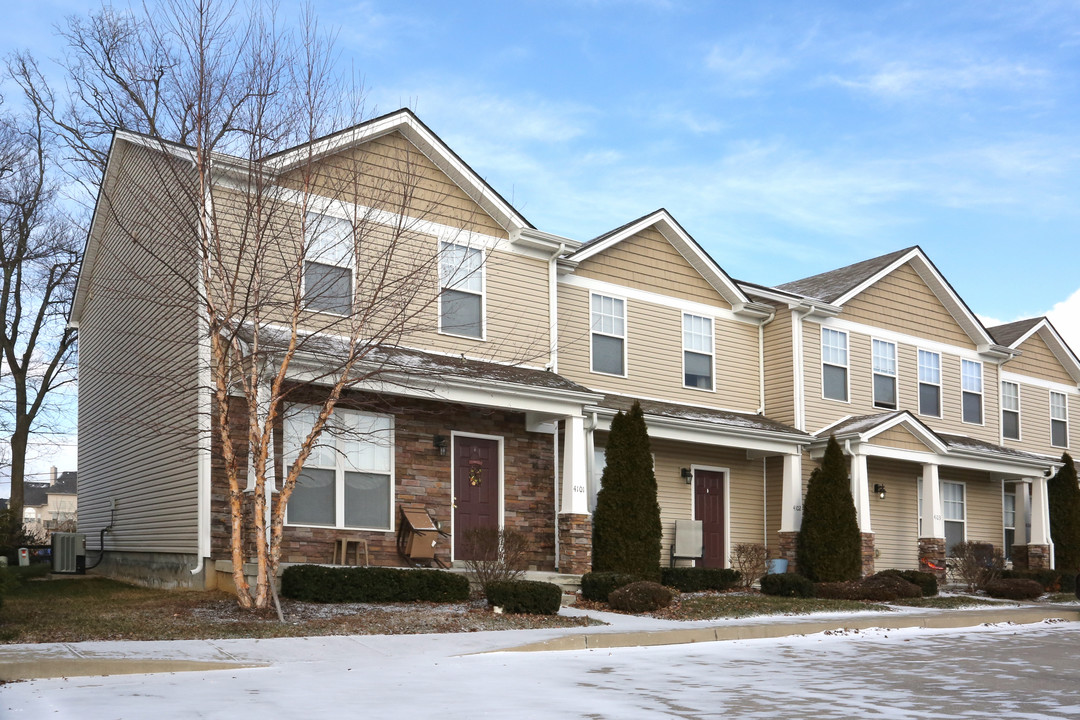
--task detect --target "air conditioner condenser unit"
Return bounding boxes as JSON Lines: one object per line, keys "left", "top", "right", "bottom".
{"left": 51, "top": 532, "right": 86, "bottom": 574}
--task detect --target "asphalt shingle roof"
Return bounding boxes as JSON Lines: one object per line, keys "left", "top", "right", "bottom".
{"left": 595, "top": 394, "right": 808, "bottom": 437}
{"left": 987, "top": 318, "right": 1043, "bottom": 347}
{"left": 777, "top": 247, "right": 916, "bottom": 303}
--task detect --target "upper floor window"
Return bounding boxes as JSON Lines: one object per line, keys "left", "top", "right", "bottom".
{"left": 821, "top": 328, "right": 848, "bottom": 402}
{"left": 591, "top": 294, "right": 625, "bottom": 376}
{"left": 918, "top": 350, "right": 941, "bottom": 417}
{"left": 961, "top": 359, "right": 983, "bottom": 424}
{"left": 284, "top": 405, "right": 394, "bottom": 530}
{"left": 439, "top": 242, "right": 484, "bottom": 338}
{"left": 683, "top": 313, "right": 713, "bottom": 390}
{"left": 1001, "top": 381, "right": 1020, "bottom": 440}
{"left": 304, "top": 212, "right": 354, "bottom": 314}
{"left": 1051, "top": 391, "right": 1069, "bottom": 448}
{"left": 872, "top": 339, "right": 897, "bottom": 410}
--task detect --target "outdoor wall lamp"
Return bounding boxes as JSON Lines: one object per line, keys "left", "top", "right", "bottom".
{"left": 433, "top": 435, "right": 448, "bottom": 456}
{"left": 681, "top": 468, "right": 693, "bottom": 484}
{"left": 874, "top": 483, "right": 887, "bottom": 499}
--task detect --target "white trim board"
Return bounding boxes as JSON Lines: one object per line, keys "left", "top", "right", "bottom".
{"left": 559, "top": 274, "right": 755, "bottom": 326}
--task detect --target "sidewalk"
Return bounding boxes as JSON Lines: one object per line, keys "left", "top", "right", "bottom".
{"left": 2, "top": 602, "right": 1078, "bottom": 682}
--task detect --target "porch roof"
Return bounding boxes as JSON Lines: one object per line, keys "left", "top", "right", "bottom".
{"left": 591, "top": 394, "right": 810, "bottom": 442}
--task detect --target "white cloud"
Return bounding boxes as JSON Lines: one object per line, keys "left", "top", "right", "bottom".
{"left": 1047, "top": 287, "right": 1080, "bottom": 353}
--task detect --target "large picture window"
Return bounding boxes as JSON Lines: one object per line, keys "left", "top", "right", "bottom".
{"left": 683, "top": 313, "right": 713, "bottom": 390}
{"left": 961, "top": 359, "right": 983, "bottom": 424}
{"left": 439, "top": 242, "right": 484, "bottom": 338}
{"left": 872, "top": 339, "right": 897, "bottom": 409}
{"left": 918, "top": 350, "right": 941, "bottom": 417}
{"left": 591, "top": 294, "right": 625, "bottom": 376}
{"left": 304, "top": 212, "right": 354, "bottom": 314}
{"left": 284, "top": 405, "right": 394, "bottom": 530}
{"left": 821, "top": 328, "right": 848, "bottom": 402}
{"left": 1051, "top": 391, "right": 1069, "bottom": 448}
{"left": 943, "top": 481, "right": 966, "bottom": 556}
{"left": 1001, "top": 381, "right": 1020, "bottom": 440}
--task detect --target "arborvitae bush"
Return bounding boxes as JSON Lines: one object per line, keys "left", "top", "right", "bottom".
{"left": 796, "top": 436, "right": 862, "bottom": 582}
{"left": 877, "top": 569, "right": 938, "bottom": 597}
{"left": 607, "top": 581, "right": 674, "bottom": 613}
{"left": 759, "top": 573, "right": 815, "bottom": 598}
{"left": 1049, "top": 453, "right": 1080, "bottom": 574}
{"left": 985, "top": 578, "right": 1045, "bottom": 600}
{"left": 279, "top": 565, "right": 470, "bottom": 603}
{"left": 580, "top": 571, "right": 641, "bottom": 602}
{"left": 660, "top": 567, "right": 741, "bottom": 593}
{"left": 485, "top": 580, "right": 562, "bottom": 615}
{"left": 591, "top": 402, "right": 663, "bottom": 581}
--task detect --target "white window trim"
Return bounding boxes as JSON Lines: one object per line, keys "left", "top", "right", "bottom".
{"left": 449, "top": 431, "right": 505, "bottom": 562}
{"left": 1050, "top": 390, "right": 1069, "bottom": 449}
{"left": 689, "top": 464, "right": 731, "bottom": 569}
{"left": 960, "top": 359, "right": 984, "bottom": 426}
{"left": 917, "top": 348, "right": 943, "bottom": 419}
{"left": 682, "top": 312, "right": 716, "bottom": 392}
{"left": 871, "top": 337, "right": 898, "bottom": 410}
{"left": 283, "top": 407, "right": 396, "bottom": 533}
{"left": 1003, "top": 487, "right": 1016, "bottom": 550}
{"left": 821, "top": 327, "right": 850, "bottom": 403}
{"left": 942, "top": 479, "right": 967, "bottom": 548}
{"left": 589, "top": 291, "right": 628, "bottom": 378}
{"left": 437, "top": 241, "right": 488, "bottom": 341}
{"left": 1001, "top": 380, "right": 1021, "bottom": 442}
{"left": 302, "top": 212, "right": 356, "bottom": 317}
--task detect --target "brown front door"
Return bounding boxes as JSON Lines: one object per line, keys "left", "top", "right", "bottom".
{"left": 454, "top": 435, "right": 500, "bottom": 560}
{"left": 694, "top": 469, "right": 726, "bottom": 568}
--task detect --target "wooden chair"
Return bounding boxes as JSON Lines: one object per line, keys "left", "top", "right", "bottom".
{"left": 333, "top": 536, "right": 369, "bottom": 567}
{"left": 396, "top": 507, "right": 449, "bottom": 568}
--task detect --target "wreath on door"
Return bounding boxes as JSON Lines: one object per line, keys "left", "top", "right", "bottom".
{"left": 468, "top": 462, "right": 483, "bottom": 487}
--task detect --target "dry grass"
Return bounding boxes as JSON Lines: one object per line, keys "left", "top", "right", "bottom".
{"left": 578, "top": 591, "right": 888, "bottom": 620}
{"left": 0, "top": 576, "right": 596, "bottom": 644}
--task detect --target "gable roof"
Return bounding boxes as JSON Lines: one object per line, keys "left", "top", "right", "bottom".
{"left": 988, "top": 317, "right": 1043, "bottom": 347}
{"left": 565, "top": 209, "right": 755, "bottom": 310}
{"left": 778, "top": 246, "right": 1000, "bottom": 351}
{"left": 989, "top": 316, "right": 1080, "bottom": 384}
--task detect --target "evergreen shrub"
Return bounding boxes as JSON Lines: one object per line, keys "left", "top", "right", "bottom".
{"left": 796, "top": 436, "right": 862, "bottom": 582}
{"left": 607, "top": 581, "right": 674, "bottom": 613}
{"left": 660, "top": 567, "right": 741, "bottom": 592}
{"left": 591, "top": 402, "right": 663, "bottom": 582}
{"left": 878, "top": 569, "right": 938, "bottom": 596}
{"left": 279, "top": 565, "right": 469, "bottom": 603}
{"left": 1049, "top": 453, "right": 1080, "bottom": 574}
{"left": 1002, "top": 569, "right": 1076, "bottom": 593}
{"left": 985, "top": 578, "right": 1045, "bottom": 600}
{"left": 485, "top": 580, "right": 562, "bottom": 615}
{"left": 759, "top": 573, "right": 815, "bottom": 598}
{"left": 580, "top": 571, "right": 640, "bottom": 602}
{"left": 816, "top": 574, "right": 920, "bottom": 602}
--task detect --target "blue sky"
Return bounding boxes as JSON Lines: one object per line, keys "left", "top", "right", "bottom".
{"left": 3, "top": 1, "right": 1080, "bottom": 483}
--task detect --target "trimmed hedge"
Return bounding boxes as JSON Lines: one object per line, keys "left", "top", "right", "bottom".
{"left": 608, "top": 581, "right": 674, "bottom": 613}
{"left": 279, "top": 565, "right": 470, "bottom": 603}
{"left": 815, "top": 574, "right": 920, "bottom": 602}
{"left": 985, "top": 578, "right": 1045, "bottom": 600}
{"left": 661, "top": 567, "right": 741, "bottom": 593}
{"left": 759, "top": 573, "right": 815, "bottom": 598}
{"left": 1002, "top": 568, "right": 1077, "bottom": 594}
{"left": 877, "top": 569, "right": 938, "bottom": 597}
{"left": 581, "top": 571, "right": 640, "bottom": 602}
{"left": 485, "top": 580, "right": 562, "bottom": 615}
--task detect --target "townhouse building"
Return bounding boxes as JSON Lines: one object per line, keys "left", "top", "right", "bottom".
{"left": 72, "top": 109, "right": 1077, "bottom": 588}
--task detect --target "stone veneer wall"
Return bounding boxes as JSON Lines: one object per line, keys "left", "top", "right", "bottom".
{"left": 210, "top": 389, "right": 558, "bottom": 572}
{"left": 777, "top": 531, "right": 798, "bottom": 574}
{"left": 860, "top": 533, "right": 875, "bottom": 576}
{"left": 558, "top": 514, "right": 592, "bottom": 574}
{"left": 918, "top": 537, "right": 947, "bottom": 582}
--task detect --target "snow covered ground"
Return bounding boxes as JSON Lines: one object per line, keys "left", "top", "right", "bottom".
{"left": 3, "top": 618, "right": 1079, "bottom": 719}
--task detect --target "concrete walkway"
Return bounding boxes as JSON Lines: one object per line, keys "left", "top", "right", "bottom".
{"left": 2, "top": 602, "right": 1078, "bottom": 682}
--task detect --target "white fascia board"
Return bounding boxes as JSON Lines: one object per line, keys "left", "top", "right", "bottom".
{"left": 588, "top": 407, "right": 809, "bottom": 454}
{"left": 71, "top": 135, "right": 125, "bottom": 324}
{"left": 511, "top": 228, "right": 582, "bottom": 255}
{"left": 560, "top": 274, "right": 755, "bottom": 326}
{"left": 859, "top": 413, "right": 949, "bottom": 454}
{"left": 937, "top": 448, "right": 1060, "bottom": 477}
{"left": 1000, "top": 371, "right": 1079, "bottom": 394}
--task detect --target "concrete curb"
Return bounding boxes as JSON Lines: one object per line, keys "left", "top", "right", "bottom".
{"left": 0, "top": 658, "right": 263, "bottom": 682}
{"left": 492, "top": 606, "right": 1080, "bottom": 653}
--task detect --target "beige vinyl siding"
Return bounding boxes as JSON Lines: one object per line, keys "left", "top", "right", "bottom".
{"left": 867, "top": 458, "right": 921, "bottom": 571}
{"left": 941, "top": 468, "right": 1004, "bottom": 551}
{"left": 557, "top": 283, "right": 761, "bottom": 411}
{"left": 78, "top": 142, "right": 201, "bottom": 553}
{"left": 803, "top": 321, "right": 1001, "bottom": 444}
{"left": 871, "top": 426, "right": 932, "bottom": 452}
{"left": 1004, "top": 382, "right": 1079, "bottom": 455}
{"left": 575, "top": 227, "right": 732, "bottom": 308}
{"left": 762, "top": 307, "right": 795, "bottom": 426}
{"left": 1009, "top": 332, "right": 1075, "bottom": 385}
{"left": 651, "top": 440, "right": 766, "bottom": 566}
{"left": 841, "top": 263, "right": 976, "bottom": 349}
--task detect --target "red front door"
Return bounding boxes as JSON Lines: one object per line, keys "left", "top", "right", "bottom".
{"left": 694, "top": 469, "right": 726, "bottom": 568}
{"left": 453, "top": 435, "right": 499, "bottom": 560}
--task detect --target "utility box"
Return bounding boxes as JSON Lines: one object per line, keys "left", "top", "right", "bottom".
{"left": 51, "top": 533, "right": 87, "bottom": 574}
{"left": 17, "top": 547, "right": 29, "bottom": 567}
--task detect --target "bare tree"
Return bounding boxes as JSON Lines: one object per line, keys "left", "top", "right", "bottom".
{"left": 0, "top": 99, "right": 79, "bottom": 517}
{"left": 15, "top": 1, "right": 543, "bottom": 611}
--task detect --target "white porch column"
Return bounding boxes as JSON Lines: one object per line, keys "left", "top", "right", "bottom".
{"left": 1017, "top": 481, "right": 1032, "bottom": 545}
{"left": 560, "top": 415, "right": 589, "bottom": 514}
{"left": 1030, "top": 476, "right": 1052, "bottom": 547}
{"left": 850, "top": 451, "right": 872, "bottom": 533}
{"left": 780, "top": 452, "right": 803, "bottom": 532}
{"left": 922, "top": 463, "right": 944, "bottom": 538}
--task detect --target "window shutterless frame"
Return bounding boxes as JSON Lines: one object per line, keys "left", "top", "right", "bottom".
{"left": 589, "top": 292, "right": 627, "bottom": 377}
{"left": 821, "top": 327, "right": 849, "bottom": 402}
{"left": 1050, "top": 391, "right": 1069, "bottom": 448}
{"left": 917, "top": 349, "right": 942, "bottom": 418}
{"left": 437, "top": 241, "right": 486, "bottom": 340}
{"left": 1001, "top": 381, "right": 1020, "bottom": 441}
{"left": 871, "top": 338, "right": 897, "bottom": 410}
{"left": 942, "top": 480, "right": 966, "bottom": 556}
{"left": 682, "top": 312, "right": 715, "bottom": 391}
{"left": 302, "top": 212, "right": 355, "bottom": 316}
{"left": 960, "top": 359, "right": 983, "bottom": 425}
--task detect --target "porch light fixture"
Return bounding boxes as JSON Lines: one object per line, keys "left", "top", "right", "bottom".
{"left": 681, "top": 468, "right": 693, "bottom": 484}
{"left": 874, "top": 483, "right": 886, "bottom": 499}
{"left": 433, "top": 435, "right": 448, "bottom": 456}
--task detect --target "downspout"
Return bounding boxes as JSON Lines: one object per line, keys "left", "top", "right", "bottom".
{"left": 791, "top": 307, "right": 808, "bottom": 431}
{"left": 547, "top": 243, "right": 566, "bottom": 372}
{"left": 758, "top": 310, "right": 776, "bottom": 415}
{"left": 191, "top": 159, "right": 213, "bottom": 578}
